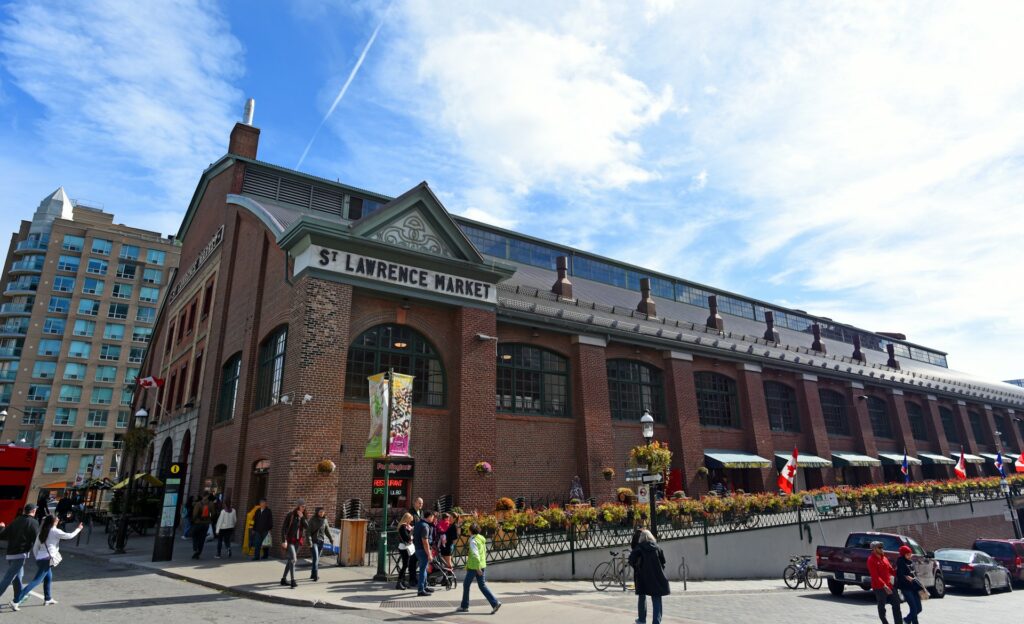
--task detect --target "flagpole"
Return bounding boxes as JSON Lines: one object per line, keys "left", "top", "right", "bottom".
{"left": 373, "top": 368, "right": 394, "bottom": 582}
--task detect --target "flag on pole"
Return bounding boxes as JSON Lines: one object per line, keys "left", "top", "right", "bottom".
{"left": 901, "top": 449, "right": 910, "bottom": 484}
{"left": 137, "top": 376, "right": 164, "bottom": 389}
{"left": 778, "top": 447, "right": 798, "bottom": 494}
{"left": 1016, "top": 452, "right": 1024, "bottom": 473}
{"left": 954, "top": 449, "right": 968, "bottom": 480}
{"left": 995, "top": 451, "right": 1005, "bottom": 477}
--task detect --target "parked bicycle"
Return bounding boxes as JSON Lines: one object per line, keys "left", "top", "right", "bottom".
{"left": 593, "top": 549, "right": 632, "bottom": 591}
{"left": 783, "top": 554, "right": 821, "bottom": 589}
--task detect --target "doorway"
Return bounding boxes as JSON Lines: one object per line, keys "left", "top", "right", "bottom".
{"left": 250, "top": 459, "right": 269, "bottom": 508}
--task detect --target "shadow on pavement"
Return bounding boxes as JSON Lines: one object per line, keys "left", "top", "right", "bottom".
{"left": 76, "top": 593, "right": 237, "bottom": 610}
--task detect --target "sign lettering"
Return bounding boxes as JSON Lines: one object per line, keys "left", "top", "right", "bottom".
{"left": 168, "top": 225, "right": 224, "bottom": 303}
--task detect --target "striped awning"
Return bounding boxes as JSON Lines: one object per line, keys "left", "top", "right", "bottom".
{"left": 978, "top": 453, "right": 1003, "bottom": 463}
{"left": 918, "top": 453, "right": 956, "bottom": 465}
{"left": 951, "top": 452, "right": 986, "bottom": 464}
{"left": 774, "top": 452, "right": 832, "bottom": 471}
{"left": 878, "top": 453, "right": 922, "bottom": 466}
{"left": 704, "top": 450, "right": 772, "bottom": 469}
{"left": 832, "top": 452, "right": 882, "bottom": 467}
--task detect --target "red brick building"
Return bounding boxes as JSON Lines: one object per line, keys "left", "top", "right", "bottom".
{"left": 138, "top": 117, "right": 1024, "bottom": 521}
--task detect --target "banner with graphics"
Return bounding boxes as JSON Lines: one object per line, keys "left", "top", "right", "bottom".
{"left": 364, "top": 372, "right": 389, "bottom": 458}
{"left": 387, "top": 373, "right": 414, "bottom": 457}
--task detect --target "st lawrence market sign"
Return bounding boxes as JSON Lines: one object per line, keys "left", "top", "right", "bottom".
{"left": 294, "top": 245, "right": 497, "bottom": 304}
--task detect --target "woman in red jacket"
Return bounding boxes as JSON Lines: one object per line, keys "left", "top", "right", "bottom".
{"left": 867, "top": 541, "right": 902, "bottom": 624}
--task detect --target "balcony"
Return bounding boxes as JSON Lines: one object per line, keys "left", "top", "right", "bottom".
{"left": 46, "top": 438, "right": 120, "bottom": 450}
{"left": 13, "top": 239, "right": 48, "bottom": 254}
{"left": 0, "top": 370, "right": 18, "bottom": 382}
{"left": 9, "top": 259, "right": 44, "bottom": 274}
{"left": 0, "top": 303, "right": 33, "bottom": 316}
{"left": 0, "top": 347, "right": 23, "bottom": 359}
{"left": 0, "top": 325, "right": 27, "bottom": 338}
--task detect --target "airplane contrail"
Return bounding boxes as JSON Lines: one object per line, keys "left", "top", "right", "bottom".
{"left": 296, "top": 4, "right": 391, "bottom": 169}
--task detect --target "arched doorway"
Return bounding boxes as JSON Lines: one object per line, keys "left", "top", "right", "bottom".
{"left": 179, "top": 429, "right": 191, "bottom": 464}
{"left": 249, "top": 459, "right": 270, "bottom": 508}
{"left": 157, "top": 438, "right": 173, "bottom": 479}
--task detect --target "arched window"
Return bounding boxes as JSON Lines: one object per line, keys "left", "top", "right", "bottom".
{"left": 255, "top": 325, "right": 287, "bottom": 409}
{"left": 496, "top": 344, "right": 569, "bottom": 417}
{"left": 939, "top": 406, "right": 959, "bottom": 443}
{"left": 157, "top": 438, "right": 173, "bottom": 478}
{"left": 216, "top": 352, "right": 242, "bottom": 423}
{"left": 694, "top": 372, "right": 740, "bottom": 429}
{"left": 607, "top": 359, "right": 665, "bottom": 422}
{"left": 345, "top": 324, "right": 445, "bottom": 407}
{"left": 819, "top": 389, "right": 849, "bottom": 436}
{"left": 968, "top": 411, "right": 987, "bottom": 445}
{"left": 867, "top": 396, "right": 892, "bottom": 439}
{"left": 906, "top": 402, "right": 928, "bottom": 441}
{"left": 764, "top": 381, "right": 800, "bottom": 432}
{"left": 179, "top": 429, "right": 191, "bottom": 463}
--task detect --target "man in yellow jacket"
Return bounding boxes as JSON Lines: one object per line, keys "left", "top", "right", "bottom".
{"left": 456, "top": 523, "right": 502, "bottom": 614}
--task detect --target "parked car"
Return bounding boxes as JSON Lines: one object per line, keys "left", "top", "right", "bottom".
{"left": 934, "top": 548, "right": 1013, "bottom": 595}
{"left": 972, "top": 538, "right": 1024, "bottom": 584}
{"left": 816, "top": 531, "right": 945, "bottom": 598}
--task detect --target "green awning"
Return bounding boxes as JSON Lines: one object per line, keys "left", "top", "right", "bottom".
{"left": 774, "top": 452, "right": 832, "bottom": 471}
{"left": 878, "top": 453, "right": 922, "bottom": 466}
{"left": 704, "top": 450, "right": 772, "bottom": 469}
{"left": 951, "top": 452, "right": 985, "bottom": 464}
{"left": 918, "top": 453, "right": 956, "bottom": 466}
{"left": 832, "top": 452, "right": 882, "bottom": 467}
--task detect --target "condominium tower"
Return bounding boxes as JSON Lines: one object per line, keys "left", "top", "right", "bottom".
{"left": 0, "top": 188, "right": 179, "bottom": 493}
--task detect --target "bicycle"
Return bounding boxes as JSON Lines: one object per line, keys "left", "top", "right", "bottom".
{"left": 783, "top": 555, "right": 821, "bottom": 590}
{"left": 592, "top": 549, "right": 632, "bottom": 591}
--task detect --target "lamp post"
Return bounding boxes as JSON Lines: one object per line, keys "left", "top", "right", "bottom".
{"left": 640, "top": 410, "right": 658, "bottom": 539}
{"left": 115, "top": 408, "right": 151, "bottom": 553}
{"left": 1000, "top": 477, "right": 1022, "bottom": 539}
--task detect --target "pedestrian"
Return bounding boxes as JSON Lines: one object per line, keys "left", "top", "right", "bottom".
{"left": 306, "top": 507, "right": 333, "bottom": 582}
{"left": 10, "top": 515, "right": 83, "bottom": 609}
{"left": 628, "top": 529, "right": 669, "bottom": 624}
{"left": 413, "top": 510, "right": 436, "bottom": 596}
{"left": 54, "top": 495, "right": 74, "bottom": 527}
{"left": 280, "top": 500, "right": 307, "bottom": 588}
{"left": 441, "top": 512, "right": 459, "bottom": 571}
{"left": 181, "top": 495, "right": 194, "bottom": 539}
{"left": 896, "top": 545, "right": 923, "bottom": 624}
{"left": 569, "top": 475, "right": 585, "bottom": 502}
{"left": 214, "top": 498, "right": 237, "bottom": 559}
{"left": 0, "top": 504, "right": 39, "bottom": 607}
{"left": 395, "top": 512, "right": 416, "bottom": 590}
{"left": 191, "top": 494, "right": 215, "bottom": 559}
{"left": 34, "top": 491, "right": 51, "bottom": 521}
{"left": 409, "top": 497, "right": 424, "bottom": 522}
{"left": 867, "top": 541, "right": 902, "bottom": 624}
{"left": 456, "top": 523, "right": 502, "bottom": 614}
{"left": 251, "top": 498, "right": 273, "bottom": 561}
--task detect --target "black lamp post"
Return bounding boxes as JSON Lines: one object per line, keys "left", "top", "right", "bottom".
{"left": 1000, "top": 477, "right": 1022, "bottom": 539}
{"left": 640, "top": 409, "right": 657, "bottom": 539}
{"left": 114, "top": 407, "right": 151, "bottom": 553}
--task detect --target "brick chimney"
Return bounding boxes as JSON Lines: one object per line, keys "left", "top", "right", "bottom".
{"left": 551, "top": 256, "right": 573, "bottom": 299}
{"left": 636, "top": 278, "right": 656, "bottom": 317}
{"left": 852, "top": 334, "right": 865, "bottom": 363}
{"left": 228, "top": 97, "right": 260, "bottom": 159}
{"left": 706, "top": 295, "right": 724, "bottom": 332}
{"left": 886, "top": 343, "right": 901, "bottom": 370}
{"left": 811, "top": 323, "right": 826, "bottom": 354}
{"left": 763, "top": 311, "right": 780, "bottom": 343}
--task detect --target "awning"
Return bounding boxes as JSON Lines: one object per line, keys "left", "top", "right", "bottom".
{"left": 918, "top": 453, "right": 956, "bottom": 466}
{"left": 704, "top": 450, "right": 772, "bottom": 469}
{"left": 978, "top": 453, "right": 1003, "bottom": 463}
{"left": 950, "top": 452, "right": 985, "bottom": 464}
{"left": 774, "top": 452, "right": 832, "bottom": 471}
{"left": 878, "top": 453, "right": 922, "bottom": 466}
{"left": 832, "top": 452, "right": 882, "bottom": 467}
{"left": 111, "top": 473, "right": 164, "bottom": 490}
{"left": 39, "top": 480, "right": 70, "bottom": 490}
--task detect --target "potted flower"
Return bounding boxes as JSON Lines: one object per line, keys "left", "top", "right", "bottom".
{"left": 629, "top": 440, "right": 672, "bottom": 474}
{"left": 495, "top": 497, "right": 515, "bottom": 521}
{"left": 316, "top": 459, "right": 336, "bottom": 474}
{"left": 616, "top": 487, "right": 635, "bottom": 505}
{"left": 475, "top": 461, "right": 492, "bottom": 475}
{"left": 602, "top": 467, "right": 616, "bottom": 481}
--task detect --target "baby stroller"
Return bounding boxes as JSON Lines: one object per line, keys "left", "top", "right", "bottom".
{"left": 426, "top": 546, "right": 457, "bottom": 590}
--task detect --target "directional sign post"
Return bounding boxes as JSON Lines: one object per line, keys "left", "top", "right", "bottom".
{"left": 641, "top": 473, "right": 664, "bottom": 484}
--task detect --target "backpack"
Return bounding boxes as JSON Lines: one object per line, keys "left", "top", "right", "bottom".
{"left": 201, "top": 504, "right": 211, "bottom": 520}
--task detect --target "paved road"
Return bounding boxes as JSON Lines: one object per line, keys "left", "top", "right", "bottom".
{"left": 5, "top": 552, "right": 1023, "bottom": 623}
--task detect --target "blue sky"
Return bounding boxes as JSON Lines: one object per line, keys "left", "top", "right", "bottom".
{"left": 2, "top": 1, "right": 1023, "bottom": 382}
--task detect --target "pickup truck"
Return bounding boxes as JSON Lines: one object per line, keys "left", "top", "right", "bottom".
{"left": 816, "top": 531, "right": 946, "bottom": 598}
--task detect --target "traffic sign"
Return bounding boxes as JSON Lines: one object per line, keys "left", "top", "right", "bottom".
{"left": 641, "top": 474, "right": 663, "bottom": 483}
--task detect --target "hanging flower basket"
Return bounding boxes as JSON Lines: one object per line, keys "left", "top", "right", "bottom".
{"left": 475, "top": 461, "right": 492, "bottom": 475}
{"left": 602, "top": 467, "right": 616, "bottom": 481}
{"left": 316, "top": 459, "right": 336, "bottom": 474}
{"left": 629, "top": 441, "right": 672, "bottom": 474}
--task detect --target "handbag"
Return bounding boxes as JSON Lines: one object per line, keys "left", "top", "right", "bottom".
{"left": 261, "top": 533, "right": 272, "bottom": 548}
{"left": 916, "top": 579, "right": 929, "bottom": 600}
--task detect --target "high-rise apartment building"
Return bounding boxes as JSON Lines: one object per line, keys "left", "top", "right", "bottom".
{"left": 0, "top": 188, "right": 179, "bottom": 493}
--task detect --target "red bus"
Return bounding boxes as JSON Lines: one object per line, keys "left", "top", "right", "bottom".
{"left": 0, "top": 445, "right": 37, "bottom": 525}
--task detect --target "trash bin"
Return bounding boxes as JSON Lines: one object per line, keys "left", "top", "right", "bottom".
{"left": 337, "top": 518, "right": 368, "bottom": 566}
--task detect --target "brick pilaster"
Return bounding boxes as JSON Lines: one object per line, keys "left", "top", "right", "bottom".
{"left": 570, "top": 336, "right": 616, "bottom": 502}
{"left": 954, "top": 401, "right": 979, "bottom": 455}
{"left": 735, "top": 363, "right": 774, "bottom": 491}
{"left": 662, "top": 351, "right": 706, "bottom": 496}
{"left": 452, "top": 307, "right": 498, "bottom": 513}
{"left": 924, "top": 395, "right": 952, "bottom": 457}
{"left": 982, "top": 405, "right": 1002, "bottom": 454}
{"left": 795, "top": 374, "right": 832, "bottom": 488}
{"left": 888, "top": 390, "right": 921, "bottom": 480}
{"left": 848, "top": 382, "right": 882, "bottom": 483}
{"left": 1004, "top": 409, "right": 1024, "bottom": 454}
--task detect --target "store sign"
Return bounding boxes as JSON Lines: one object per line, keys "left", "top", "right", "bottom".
{"left": 294, "top": 245, "right": 496, "bottom": 303}
{"left": 374, "top": 459, "right": 415, "bottom": 479}
{"left": 168, "top": 225, "right": 224, "bottom": 303}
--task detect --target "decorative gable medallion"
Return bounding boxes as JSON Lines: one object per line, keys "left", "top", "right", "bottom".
{"left": 370, "top": 210, "right": 455, "bottom": 258}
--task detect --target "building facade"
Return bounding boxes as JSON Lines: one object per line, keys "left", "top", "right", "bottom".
{"left": 136, "top": 117, "right": 1024, "bottom": 521}
{"left": 0, "top": 189, "right": 180, "bottom": 493}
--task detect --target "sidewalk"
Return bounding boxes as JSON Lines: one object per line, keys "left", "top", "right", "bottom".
{"left": 63, "top": 530, "right": 789, "bottom": 611}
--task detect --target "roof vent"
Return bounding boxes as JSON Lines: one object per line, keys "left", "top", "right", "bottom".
{"left": 852, "top": 334, "right": 866, "bottom": 363}
{"left": 811, "top": 323, "right": 826, "bottom": 354}
{"left": 706, "top": 295, "right": 724, "bottom": 332}
{"left": 763, "top": 311, "right": 780, "bottom": 343}
{"left": 636, "top": 278, "right": 656, "bottom": 318}
{"left": 886, "top": 343, "right": 901, "bottom": 370}
{"left": 551, "top": 256, "right": 573, "bottom": 299}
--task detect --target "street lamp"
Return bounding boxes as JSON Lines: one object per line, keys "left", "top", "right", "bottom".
{"left": 640, "top": 410, "right": 657, "bottom": 539}
{"left": 1000, "top": 477, "right": 1022, "bottom": 539}
{"left": 115, "top": 408, "right": 152, "bottom": 553}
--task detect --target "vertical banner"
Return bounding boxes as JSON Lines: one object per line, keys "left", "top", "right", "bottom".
{"left": 364, "top": 372, "right": 389, "bottom": 458}
{"left": 387, "top": 373, "right": 414, "bottom": 457}
{"left": 92, "top": 455, "right": 104, "bottom": 479}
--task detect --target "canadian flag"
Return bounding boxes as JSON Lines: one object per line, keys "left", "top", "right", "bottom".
{"left": 1015, "top": 452, "right": 1024, "bottom": 473}
{"left": 137, "top": 376, "right": 164, "bottom": 389}
{"left": 778, "top": 447, "right": 798, "bottom": 494}
{"left": 954, "top": 449, "right": 968, "bottom": 480}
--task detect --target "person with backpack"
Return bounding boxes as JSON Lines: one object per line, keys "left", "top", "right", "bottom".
{"left": 191, "top": 494, "right": 214, "bottom": 559}
{"left": 280, "top": 500, "right": 308, "bottom": 588}
{"left": 629, "top": 529, "right": 670, "bottom": 624}
{"left": 0, "top": 504, "right": 38, "bottom": 607}
{"left": 456, "top": 523, "right": 501, "bottom": 614}
{"left": 10, "top": 515, "right": 83, "bottom": 609}
{"left": 214, "top": 498, "right": 237, "bottom": 559}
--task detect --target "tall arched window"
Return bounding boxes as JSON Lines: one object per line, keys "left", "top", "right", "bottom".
{"left": 940, "top": 406, "right": 959, "bottom": 443}
{"left": 694, "top": 372, "right": 740, "bottom": 429}
{"left": 255, "top": 325, "right": 287, "bottom": 409}
{"left": 496, "top": 344, "right": 569, "bottom": 417}
{"left": 819, "top": 389, "right": 850, "bottom": 436}
{"left": 867, "top": 396, "right": 893, "bottom": 439}
{"left": 764, "top": 381, "right": 800, "bottom": 432}
{"left": 906, "top": 402, "right": 928, "bottom": 441}
{"left": 607, "top": 359, "right": 665, "bottom": 422}
{"left": 157, "top": 437, "right": 173, "bottom": 478}
{"left": 216, "top": 353, "right": 242, "bottom": 423}
{"left": 179, "top": 429, "right": 191, "bottom": 463}
{"left": 345, "top": 324, "right": 445, "bottom": 407}
{"left": 968, "top": 411, "right": 987, "bottom": 446}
